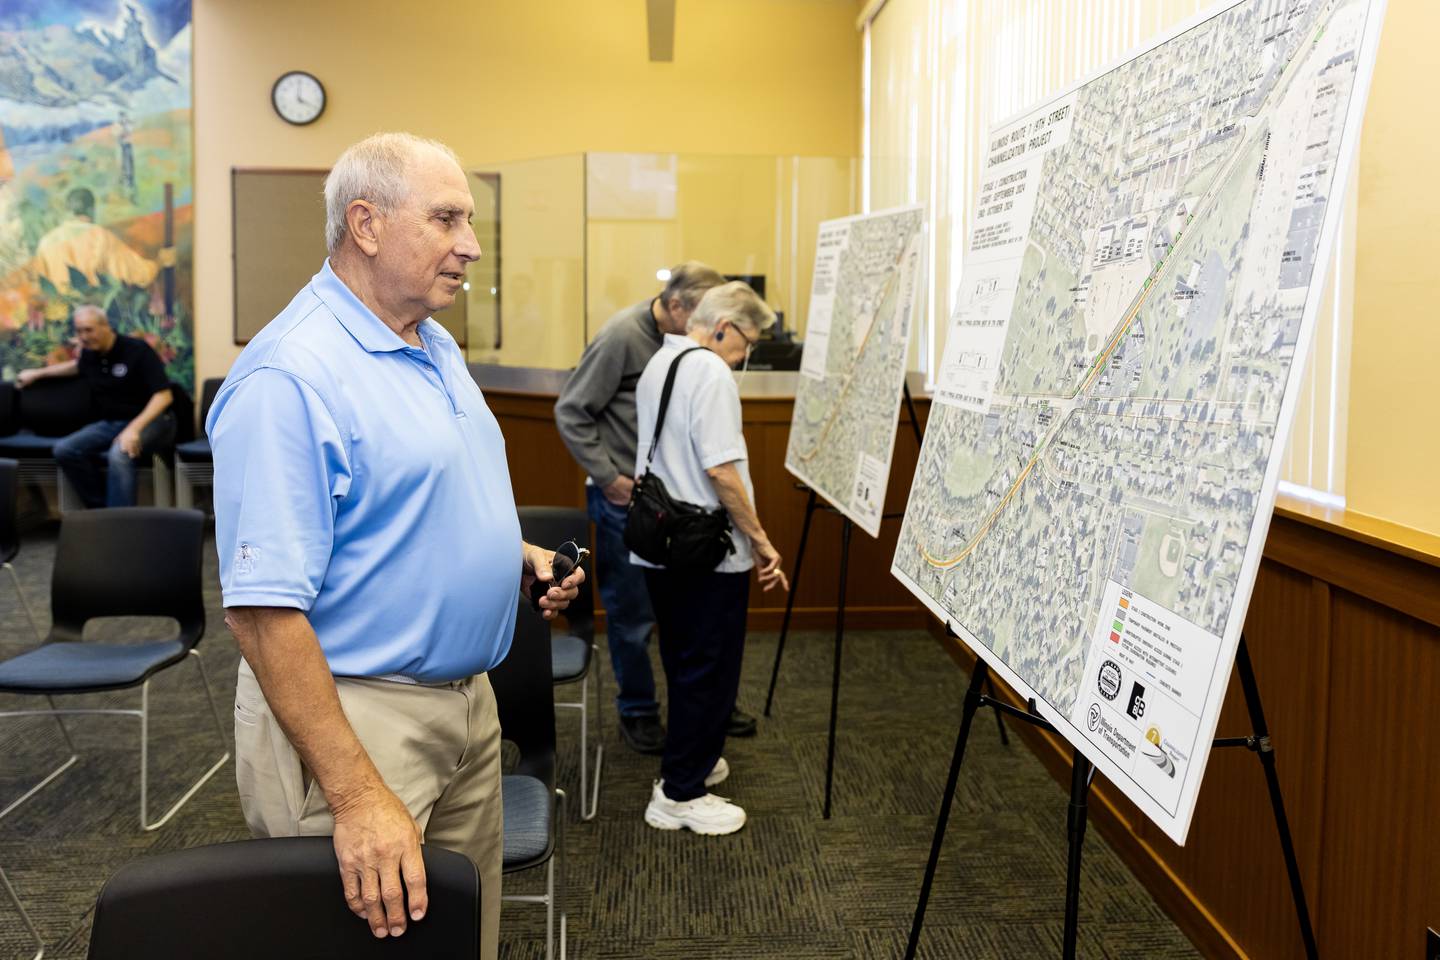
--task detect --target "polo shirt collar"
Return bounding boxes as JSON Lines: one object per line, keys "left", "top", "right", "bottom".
{"left": 312, "top": 259, "right": 413, "bottom": 354}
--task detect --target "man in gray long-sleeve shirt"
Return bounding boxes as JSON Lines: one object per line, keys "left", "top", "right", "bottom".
{"left": 557, "top": 261, "right": 767, "bottom": 753}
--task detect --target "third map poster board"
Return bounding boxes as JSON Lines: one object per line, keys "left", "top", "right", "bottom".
{"left": 785, "top": 205, "right": 925, "bottom": 536}
{"left": 891, "top": 0, "right": 1386, "bottom": 842}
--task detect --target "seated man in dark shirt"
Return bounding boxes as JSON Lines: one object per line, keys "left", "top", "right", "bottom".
{"left": 17, "top": 305, "right": 175, "bottom": 507}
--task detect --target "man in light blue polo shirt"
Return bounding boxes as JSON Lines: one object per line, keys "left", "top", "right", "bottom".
{"left": 209, "top": 133, "right": 581, "bottom": 959}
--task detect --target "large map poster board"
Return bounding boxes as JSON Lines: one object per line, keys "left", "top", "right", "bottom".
{"left": 892, "top": 0, "right": 1385, "bottom": 842}
{"left": 785, "top": 206, "right": 925, "bottom": 536}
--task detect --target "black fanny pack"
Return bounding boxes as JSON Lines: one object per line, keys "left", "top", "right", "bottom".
{"left": 623, "top": 347, "right": 735, "bottom": 571}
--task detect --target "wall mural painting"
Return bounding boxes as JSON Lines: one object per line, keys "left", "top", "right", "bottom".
{"left": 0, "top": 1, "right": 193, "bottom": 390}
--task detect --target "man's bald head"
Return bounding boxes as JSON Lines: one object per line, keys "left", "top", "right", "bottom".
{"left": 73, "top": 305, "right": 114, "bottom": 352}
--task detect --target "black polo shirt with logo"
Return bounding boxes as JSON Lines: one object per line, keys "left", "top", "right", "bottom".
{"left": 77, "top": 335, "right": 170, "bottom": 421}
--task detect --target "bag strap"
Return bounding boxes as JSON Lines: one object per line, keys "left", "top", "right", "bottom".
{"left": 643, "top": 346, "right": 707, "bottom": 470}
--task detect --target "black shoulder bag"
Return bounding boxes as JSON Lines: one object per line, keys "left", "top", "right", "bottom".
{"left": 623, "top": 347, "right": 735, "bottom": 571}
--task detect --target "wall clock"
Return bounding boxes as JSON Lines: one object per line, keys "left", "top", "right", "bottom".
{"left": 272, "top": 71, "right": 326, "bottom": 126}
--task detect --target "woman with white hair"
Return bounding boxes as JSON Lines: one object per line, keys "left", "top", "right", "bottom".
{"left": 630, "top": 280, "right": 789, "bottom": 835}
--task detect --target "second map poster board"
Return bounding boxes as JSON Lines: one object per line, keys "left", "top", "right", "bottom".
{"left": 891, "top": 0, "right": 1387, "bottom": 843}
{"left": 784, "top": 205, "right": 926, "bottom": 536}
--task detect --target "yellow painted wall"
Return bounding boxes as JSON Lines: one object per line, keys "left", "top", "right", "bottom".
{"left": 192, "top": 0, "right": 861, "bottom": 384}
{"left": 585, "top": 154, "right": 857, "bottom": 345}
{"left": 1348, "top": 1, "right": 1440, "bottom": 536}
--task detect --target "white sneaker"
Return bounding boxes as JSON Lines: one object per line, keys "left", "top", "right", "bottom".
{"left": 705, "top": 757, "right": 730, "bottom": 788}
{"left": 644, "top": 781, "right": 747, "bottom": 835}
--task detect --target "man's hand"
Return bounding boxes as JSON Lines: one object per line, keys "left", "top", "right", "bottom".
{"left": 753, "top": 536, "right": 789, "bottom": 593}
{"left": 117, "top": 425, "right": 143, "bottom": 459}
{"left": 332, "top": 784, "right": 428, "bottom": 939}
{"left": 14, "top": 369, "right": 40, "bottom": 390}
{"left": 602, "top": 475, "right": 635, "bottom": 507}
{"left": 520, "top": 541, "right": 586, "bottom": 620}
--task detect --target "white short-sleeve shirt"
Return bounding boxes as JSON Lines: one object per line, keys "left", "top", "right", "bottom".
{"left": 631, "top": 334, "right": 754, "bottom": 573}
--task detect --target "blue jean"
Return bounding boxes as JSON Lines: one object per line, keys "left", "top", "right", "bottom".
{"left": 587, "top": 483, "right": 659, "bottom": 718}
{"left": 53, "top": 414, "right": 176, "bottom": 508}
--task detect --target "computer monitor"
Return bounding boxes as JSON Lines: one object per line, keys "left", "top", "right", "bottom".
{"left": 724, "top": 274, "right": 766, "bottom": 300}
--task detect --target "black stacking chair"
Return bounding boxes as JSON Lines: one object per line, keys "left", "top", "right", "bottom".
{"left": 517, "top": 506, "right": 602, "bottom": 821}
{"left": 0, "top": 508, "right": 228, "bottom": 834}
{"left": 0, "top": 459, "right": 43, "bottom": 640}
{"left": 0, "top": 458, "right": 48, "bottom": 960}
{"left": 86, "top": 837, "right": 480, "bottom": 959}
{"left": 0, "top": 376, "right": 91, "bottom": 508}
{"left": 491, "top": 599, "right": 566, "bottom": 960}
{"left": 175, "top": 376, "right": 222, "bottom": 510}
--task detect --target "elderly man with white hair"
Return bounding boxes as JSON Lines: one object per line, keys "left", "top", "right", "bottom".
{"left": 208, "top": 132, "right": 583, "bottom": 956}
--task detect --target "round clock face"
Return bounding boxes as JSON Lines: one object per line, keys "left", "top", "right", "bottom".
{"left": 272, "top": 71, "right": 325, "bottom": 125}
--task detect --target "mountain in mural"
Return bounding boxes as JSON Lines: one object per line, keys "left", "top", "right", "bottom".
{"left": 0, "top": 4, "right": 176, "bottom": 109}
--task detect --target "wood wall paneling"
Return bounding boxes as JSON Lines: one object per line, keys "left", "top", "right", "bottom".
{"left": 1319, "top": 593, "right": 1440, "bottom": 957}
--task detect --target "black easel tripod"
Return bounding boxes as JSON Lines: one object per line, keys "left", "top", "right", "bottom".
{"left": 763, "top": 382, "right": 1010, "bottom": 819}
{"left": 903, "top": 634, "right": 1319, "bottom": 960}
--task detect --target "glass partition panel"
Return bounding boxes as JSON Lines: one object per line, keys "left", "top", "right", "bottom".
{"left": 466, "top": 152, "right": 857, "bottom": 370}
{"left": 585, "top": 152, "right": 857, "bottom": 343}
{"left": 466, "top": 154, "right": 585, "bottom": 369}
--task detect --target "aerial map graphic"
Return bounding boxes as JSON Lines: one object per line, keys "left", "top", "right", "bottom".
{"left": 892, "top": 0, "right": 1385, "bottom": 841}
{"left": 786, "top": 206, "right": 925, "bottom": 536}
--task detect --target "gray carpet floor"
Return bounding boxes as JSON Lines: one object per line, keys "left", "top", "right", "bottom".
{"left": 0, "top": 524, "right": 1200, "bottom": 958}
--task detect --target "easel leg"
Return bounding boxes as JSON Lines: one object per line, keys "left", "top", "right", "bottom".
{"left": 983, "top": 677, "right": 1010, "bottom": 746}
{"left": 1233, "top": 637, "right": 1320, "bottom": 960}
{"left": 904, "top": 661, "right": 989, "bottom": 960}
{"left": 765, "top": 488, "right": 817, "bottom": 717}
{"left": 1062, "top": 750, "right": 1094, "bottom": 960}
{"left": 902, "top": 380, "right": 925, "bottom": 448}
{"left": 822, "top": 517, "right": 852, "bottom": 820}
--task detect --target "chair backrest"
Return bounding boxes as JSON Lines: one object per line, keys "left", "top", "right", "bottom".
{"left": 197, "top": 377, "right": 223, "bottom": 438}
{"left": 16, "top": 375, "right": 92, "bottom": 437}
{"left": 49, "top": 507, "right": 205, "bottom": 646}
{"left": 489, "top": 598, "right": 556, "bottom": 789}
{"left": 515, "top": 505, "right": 594, "bottom": 638}
{"left": 0, "top": 458, "right": 18, "bottom": 564}
{"left": 0, "top": 382, "right": 18, "bottom": 437}
{"left": 169, "top": 382, "right": 195, "bottom": 444}
{"left": 87, "top": 837, "right": 480, "bottom": 960}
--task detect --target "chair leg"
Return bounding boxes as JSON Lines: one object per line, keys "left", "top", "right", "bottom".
{"left": 581, "top": 648, "right": 604, "bottom": 822}
{"left": 0, "top": 864, "right": 44, "bottom": 960}
{"left": 175, "top": 467, "right": 194, "bottom": 510}
{"left": 151, "top": 456, "right": 173, "bottom": 508}
{"left": 139, "top": 650, "right": 231, "bottom": 831}
{"left": 544, "top": 832, "right": 554, "bottom": 960}
{"left": 557, "top": 788, "right": 567, "bottom": 960}
{"left": 55, "top": 468, "right": 80, "bottom": 515}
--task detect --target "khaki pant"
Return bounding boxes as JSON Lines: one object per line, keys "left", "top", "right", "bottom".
{"left": 234, "top": 661, "right": 502, "bottom": 959}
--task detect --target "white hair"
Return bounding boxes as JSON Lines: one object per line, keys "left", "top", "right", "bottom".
{"left": 323, "top": 132, "right": 461, "bottom": 253}
{"left": 72, "top": 304, "right": 108, "bottom": 326}
{"left": 687, "top": 281, "right": 776, "bottom": 335}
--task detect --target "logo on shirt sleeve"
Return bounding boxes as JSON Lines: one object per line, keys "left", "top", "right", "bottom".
{"left": 111, "top": 362, "right": 128, "bottom": 377}
{"left": 235, "top": 542, "right": 259, "bottom": 575}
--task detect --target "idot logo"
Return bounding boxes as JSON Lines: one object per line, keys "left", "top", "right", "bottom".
{"left": 1097, "top": 660, "right": 1122, "bottom": 701}
{"left": 1126, "top": 681, "right": 1147, "bottom": 720}
{"left": 1087, "top": 703, "right": 1102, "bottom": 731}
